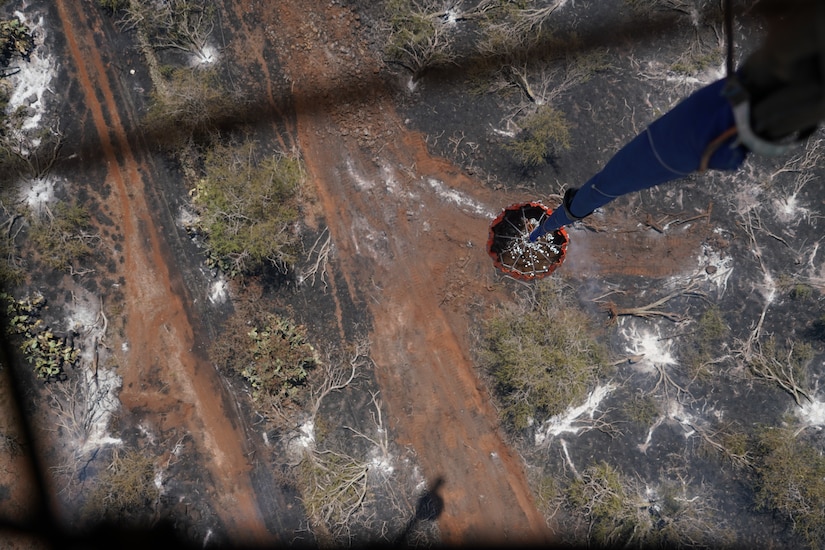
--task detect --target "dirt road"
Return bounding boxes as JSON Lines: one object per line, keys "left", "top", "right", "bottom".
{"left": 249, "top": 1, "right": 555, "bottom": 545}
{"left": 53, "top": 1, "right": 275, "bottom": 545}
{"left": 52, "top": 0, "right": 555, "bottom": 544}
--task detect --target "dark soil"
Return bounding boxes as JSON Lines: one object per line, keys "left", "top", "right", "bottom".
{"left": 1, "top": 1, "right": 824, "bottom": 549}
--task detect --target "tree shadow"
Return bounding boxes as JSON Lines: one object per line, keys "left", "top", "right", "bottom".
{"left": 393, "top": 476, "right": 445, "bottom": 547}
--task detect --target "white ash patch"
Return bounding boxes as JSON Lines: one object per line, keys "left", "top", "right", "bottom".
{"left": 729, "top": 168, "right": 763, "bottom": 217}
{"left": 695, "top": 240, "right": 734, "bottom": 298}
{"left": 208, "top": 277, "right": 228, "bottom": 304}
{"left": 350, "top": 214, "right": 387, "bottom": 262}
{"left": 380, "top": 161, "right": 401, "bottom": 195}
{"left": 534, "top": 383, "right": 616, "bottom": 445}
{"left": 795, "top": 395, "right": 825, "bottom": 429}
{"left": 620, "top": 320, "right": 676, "bottom": 375}
{"left": 6, "top": 12, "right": 56, "bottom": 141}
{"left": 137, "top": 422, "right": 157, "bottom": 446}
{"left": 754, "top": 271, "right": 777, "bottom": 305}
{"left": 664, "top": 62, "right": 726, "bottom": 87}
{"left": 666, "top": 399, "right": 697, "bottom": 438}
{"left": 65, "top": 285, "right": 102, "bottom": 336}
{"left": 367, "top": 445, "right": 394, "bottom": 478}
{"left": 78, "top": 366, "right": 123, "bottom": 453}
{"left": 20, "top": 175, "right": 58, "bottom": 211}
{"left": 189, "top": 43, "right": 218, "bottom": 67}
{"left": 285, "top": 419, "right": 315, "bottom": 462}
{"left": 426, "top": 177, "right": 496, "bottom": 218}
{"left": 176, "top": 204, "right": 199, "bottom": 231}
{"left": 444, "top": 8, "right": 460, "bottom": 25}
{"left": 347, "top": 157, "right": 375, "bottom": 191}
{"left": 639, "top": 399, "right": 704, "bottom": 453}
{"left": 772, "top": 192, "right": 812, "bottom": 225}
{"left": 490, "top": 123, "right": 516, "bottom": 139}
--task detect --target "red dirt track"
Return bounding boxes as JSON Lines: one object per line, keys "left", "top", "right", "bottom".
{"left": 265, "top": 2, "right": 553, "bottom": 544}
{"left": 54, "top": 1, "right": 275, "bottom": 545}
{"left": 53, "top": 0, "right": 557, "bottom": 545}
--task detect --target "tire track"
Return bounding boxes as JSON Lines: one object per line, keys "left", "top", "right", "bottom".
{"left": 54, "top": 1, "right": 274, "bottom": 545}
{"left": 264, "top": 2, "right": 555, "bottom": 545}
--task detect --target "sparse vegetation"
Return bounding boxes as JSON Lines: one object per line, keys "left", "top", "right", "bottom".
{"left": 382, "top": 0, "right": 460, "bottom": 81}
{"left": 505, "top": 104, "right": 571, "bottom": 168}
{"left": 751, "top": 427, "right": 825, "bottom": 549}
{"left": 562, "top": 461, "right": 734, "bottom": 548}
{"left": 680, "top": 305, "right": 730, "bottom": 381}
{"left": 188, "top": 138, "right": 305, "bottom": 276}
{"left": 119, "top": 0, "right": 214, "bottom": 60}
{"left": 211, "top": 298, "right": 318, "bottom": 414}
{"left": 477, "top": 278, "right": 610, "bottom": 430}
{"left": 565, "top": 461, "right": 642, "bottom": 546}
{"left": 298, "top": 448, "right": 371, "bottom": 544}
{"left": 741, "top": 335, "right": 813, "bottom": 405}
{"left": 2, "top": 293, "right": 80, "bottom": 379}
{"left": 623, "top": 390, "right": 660, "bottom": 427}
{"left": 0, "top": 202, "right": 24, "bottom": 286}
{"left": 143, "top": 67, "right": 237, "bottom": 145}
{"left": 27, "top": 200, "right": 98, "bottom": 274}
{"left": 81, "top": 448, "right": 159, "bottom": 528}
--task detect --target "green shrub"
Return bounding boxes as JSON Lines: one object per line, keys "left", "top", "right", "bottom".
{"left": 190, "top": 138, "right": 304, "bottom": 276}
{"left": 506, "top": 105, "right": 571, "bottom": 168}
{"left": 82, "top": 449, "right": 159, "bottom": 527}
{"left": 751, "top": 427, "right": 825, "bottom": 548}
{"left": 680, "top": 305, "right": 729, "bottom": 380}
{"left": 382, "top": 0, "right": 455, "bottom": 78}
{"left": 564, "top": 462, "right": 734, "bottom": 547}
{"left": 566, "top": 462, "right": 642, "bottom": 546}
{"left": 623, "top": 390, "right": 659, "bottom": 427}
{"left": 2, "top": 293, "right": 80, "bottom": 379}
{"left": 790, "top": 283, "right": 814, "bottom": 301}
{"left": 477, "top": 279, "right": 609, "bottom": 430}
{"left": 0, "top": 17, "right": 34, "bottom": 66}
{"left": 212, "top": 303, "right": 317, "bottom": 412}
{"left": 144, "top": 67, "right": 236, "bottom": 146}
{"left": 28, "top": 201, "right": 96, "bottom": 272}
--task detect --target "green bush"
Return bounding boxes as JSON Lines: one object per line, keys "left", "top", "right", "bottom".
{"left": 564, "top": 462, "right": 734, "bottom": 547}
{"left": 28, "top": 201, "right": 96, "bottom": 272}
{"left": 144, "top": 67, "right": 236, "bottom": 146}
{"left": 190, "top": 138, "right": 304, "bottom": 276}
{"left": 680, "top": 305, "right": 729, "bottom": 380}
{"left": 2, "top": 293, "right": 81, "bottom": 379}
{"left": 0, "top": 17, "right": 34, "bottom": 66}
{"left": 82, "top": 449, "right": 159, "bottom": 527}
{"left": 506, "top": 105, "right": 571, "bottom": 168}
{"left": 212, "top": 302, "right": 317, "bottom": 412}
{"left": 566, "top": 462, "right": 641, "bottom": 546}
{"left": 751, "top": 427, "right": 825, "bottom": 548}
{"left": 477, "top": 279, "right": 609, "bottom": 430}
{"left": 382, "top": 0, "right": 454, "bottom": 78}
{"left": 623, "top": 390, "right": 660, "bottom": 427}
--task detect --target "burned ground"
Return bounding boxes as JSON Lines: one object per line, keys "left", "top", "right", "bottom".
{"left": 1, "top": 1, "right": 824, "bottom": 549}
